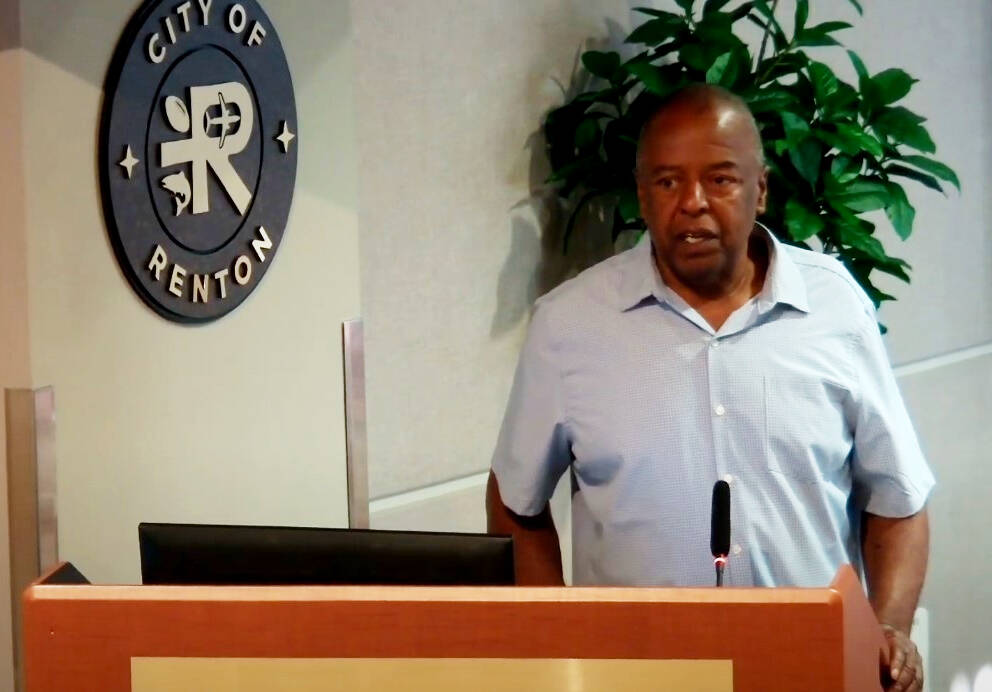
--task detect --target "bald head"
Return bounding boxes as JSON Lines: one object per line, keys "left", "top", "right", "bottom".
{"left": 636, "top": 84, "right": 764, "bottom": 172}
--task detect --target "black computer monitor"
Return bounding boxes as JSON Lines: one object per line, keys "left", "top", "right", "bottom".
{"left": 138, "top": 522, "right": 515, "bottom": 586}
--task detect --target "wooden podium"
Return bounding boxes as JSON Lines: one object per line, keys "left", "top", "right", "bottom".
{"left": 23, "top": 562, "right": 884, "bottom": 691}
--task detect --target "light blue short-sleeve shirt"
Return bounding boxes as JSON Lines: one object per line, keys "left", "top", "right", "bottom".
{"left": 491, "top": 229, "right": 934, "bottom": 587}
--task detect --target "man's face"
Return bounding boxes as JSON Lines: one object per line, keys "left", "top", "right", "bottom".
{"left": 636, "top": 103, "right": 768, "bottom": 295}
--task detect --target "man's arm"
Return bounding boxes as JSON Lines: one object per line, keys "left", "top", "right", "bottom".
{"left": 486, "top": 471, "right": 564, "bottom": 586}
{"left": 862, "top": 507, "right": 930, "bottom": 692}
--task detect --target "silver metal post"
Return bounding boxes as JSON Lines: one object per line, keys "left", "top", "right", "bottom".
{"left": 342, "top": 319, "right": 369, "bottom": 529}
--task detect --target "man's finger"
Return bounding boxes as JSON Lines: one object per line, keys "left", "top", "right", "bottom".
{"left": 889, "top": 640, "right": 906, "bottom": 681}
{"left": 912, "top": 667, "right": 924, "bottom": 692}
{"left": 893, "top": 657, "right": 915, "bottom": 691}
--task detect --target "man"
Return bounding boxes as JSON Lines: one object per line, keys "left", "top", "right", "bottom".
{"left": 488, "top": 85, "right": 933, "bottom": 692}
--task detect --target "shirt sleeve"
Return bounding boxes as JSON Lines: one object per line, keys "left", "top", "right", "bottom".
{"left": 490, "top": 301, "right": 573, "bottom": 516}
{"left": 850, "top": 315, "right": 935, "bottom": 517}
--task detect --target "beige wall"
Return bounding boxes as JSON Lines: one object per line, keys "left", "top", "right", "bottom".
{"left": 0, "top": 0, "right": 30, "bottom": 687}
{"left": 18, "top": 0, "right": 359, "bottom": 585}
{"left": 354, "top": 0, "right": 639, "bottom": 499}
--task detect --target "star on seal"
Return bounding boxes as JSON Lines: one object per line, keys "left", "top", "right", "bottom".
{"left": 275, "top": 121, "right": 295, "bottom": 153}
{"left": 119, "top": 145, "right": 140, "bottom": 178}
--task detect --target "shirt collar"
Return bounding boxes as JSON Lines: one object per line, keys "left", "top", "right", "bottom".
{"left": 616, "top": 223, "right": 810, "bottom": 314}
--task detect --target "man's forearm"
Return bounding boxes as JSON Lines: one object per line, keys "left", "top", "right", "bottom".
{"left": 862, "top": 508, "right": 930, "bottom": 633}
{"left": 486, "top": 471, "right": 564, "bottom": 586}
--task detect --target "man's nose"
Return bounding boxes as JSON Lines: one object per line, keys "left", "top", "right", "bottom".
{"left": 679, "top": 180, "right": 708, "bottom": 215}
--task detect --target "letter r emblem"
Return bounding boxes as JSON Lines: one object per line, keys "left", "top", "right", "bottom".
{"left": 160, "top": 82, "right": 254, "bottom": 216}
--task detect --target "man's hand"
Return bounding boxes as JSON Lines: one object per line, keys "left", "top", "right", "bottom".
{"left": 862, "top": 509, "right": 929, "bottom": 692}
{"left": 879, "top": 624, "right": 923, "bottom": 692}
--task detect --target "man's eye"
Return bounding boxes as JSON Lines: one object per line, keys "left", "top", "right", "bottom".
{"left": 712, "top": 175, "right": 738, "bottom": 186}
{"left": 656, "top": 178, "right": 678, "bottom": 189}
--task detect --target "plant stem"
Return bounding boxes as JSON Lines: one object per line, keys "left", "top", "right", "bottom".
{"left": 755, "top": 0, "right": 781, "bottom": 66}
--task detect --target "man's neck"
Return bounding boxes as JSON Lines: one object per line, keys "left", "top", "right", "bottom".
{"left": 658, "top": 232, "right": 770, "bottom": 331}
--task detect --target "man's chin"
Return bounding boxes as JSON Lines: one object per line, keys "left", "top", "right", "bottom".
{"left": 670, "top": 261, "right": 729, "bottom": 293}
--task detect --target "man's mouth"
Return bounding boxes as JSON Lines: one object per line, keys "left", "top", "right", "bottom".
{"left": 678, "top": 231, "right": 718, "bottom": 245}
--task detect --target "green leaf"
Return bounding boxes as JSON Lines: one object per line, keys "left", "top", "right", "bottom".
{"left": 794, "top": 0, "right": 809, "bottom": 34}
{"left": 546, "top": 156, "right": 595, "bottom": 187}
{"left": 695, "top": 13, "right": 743, "bottom": 50}
{"left": 828, "top": 123, "right": 884, "bottom": 158}
{"left": 872, "top": 108, "right": 936, "bottom": 153}
{"left": 795, "top": 20, "right": 851, "bottom": 47}
{"left": 617, "top": 187, "right": 640, "bottom": 221}
{"left": 678, "top": 43, "right": 715, "bottom": 72}
{"left": 785, "top": 199, "right": 825, "bottom": 241}
{"left": 899, "top": 154, "right": 960, "bottom": 190}
{"left": 885, "top": 184, "right": 916, "bottom": 239}
{"left": 847, "top": 0, "right": 864, "bottom": 15}
{"left": 749, "top": 1, "right": 789, "bottom": 50}
{"left": 847, "top": 50, "right": 870, "bottom": 89}
{"left": 753, "top": 52, "right": 807, "bottom": 85}
{"left": 829, "top": 179, "right": 891, "bottom": 213}
{"left": 705, "top": 52, "right": 733, "bottom": 85}
{"left": 574, "top": 118, "right": 600, "bottom": 150}
{"left": 745, "top": 89, "right": 796, "bottom": 113}
{"left": 781, "top": 111, "right": 811, "bottom": 143}
{"left": 824, "top": 81, "right": 859, "bottom": 115}
{"left": 884, "top": 165, "right": 944, "bottom": 194}
{"left": 808, "top": 61, "right": 839, "bottom": 102}
{"left": 878, "top": 105, "right": 926, "bottom": 124}
{"left": 626, "top": 16, "right": 684, "bottom": 45}
{"left": 727, "top": 2, "right": 757, "bottom": 22}
{"left": 789, "top": 138, "right": 823, "bottom": 186}
{"left": 837, "top": 223, "right": 887, "bottom": 261}
{"left": 623, "top": 61, "right": 673, "bottom": 95}
{"left": 874, "top": 256, "right": 912, "bottom": 283}
{"left": 804, "top": 21, "right": 853, "bottom": 34}
{"left": 795, "top": 30, "right": 838, "bottom": 47}
{"left": 830, "top": 155, "right": 861, "bottom": 184}
{"left": 581, "top": 51, "right": 621, "bottom": 80}
{"left": 870, "top": 68, "right": 917, "bottom": 105}
{"left": 702, "top": 0, "right": 735, "bottom": 14}
{"left": 746, "top": 14, "right": 789, "bottom": 54}
{"left": 675, "top": 0, "right": 695, "bottom": 15}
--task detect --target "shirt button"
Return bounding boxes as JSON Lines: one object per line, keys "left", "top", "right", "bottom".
{"left": 732, "top": 544, "right": 743, "bottom": 555}
{"left": 714, "top": 404, "right": 726, "bottom": 416}
{"left": 710, "top": 339, "right": 719, "bottom": 349}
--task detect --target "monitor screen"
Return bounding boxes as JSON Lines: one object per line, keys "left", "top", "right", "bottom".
{"left": 139, "top": 522, "right": 515, "bottom": 586}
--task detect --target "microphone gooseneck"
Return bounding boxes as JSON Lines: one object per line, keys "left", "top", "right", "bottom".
{"left": 710, "top": 480, "right": 731, "bottom": 587}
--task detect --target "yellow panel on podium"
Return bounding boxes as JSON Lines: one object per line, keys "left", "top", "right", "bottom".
{"left": 131, "top": 657, "right": 732, "bottom": 692}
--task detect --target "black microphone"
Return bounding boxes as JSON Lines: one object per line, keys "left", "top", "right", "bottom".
{"left": 710, "top": 480, "right": 731, "bottom": 587}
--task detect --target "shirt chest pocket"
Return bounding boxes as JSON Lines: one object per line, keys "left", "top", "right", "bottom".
{"left": 764, "top": 375, "right": 853, "bottom": 483}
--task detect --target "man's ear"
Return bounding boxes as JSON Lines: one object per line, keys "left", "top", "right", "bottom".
{"left": 756, "top": 166, "right": 769, "bottom": 215}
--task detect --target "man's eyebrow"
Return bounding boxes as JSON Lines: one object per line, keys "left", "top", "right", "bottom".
{"left": 641, "top": 164, "right": 680, "bottom": 175}
{"left": 706, "top": 161, "right": 742, "bottom": 171}
{"left": 640, "top": 161, "right": 743, "bottom": 175}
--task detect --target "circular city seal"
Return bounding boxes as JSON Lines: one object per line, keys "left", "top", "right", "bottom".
{"left": 100, "top": 0, "right": 298, "bottom": 323}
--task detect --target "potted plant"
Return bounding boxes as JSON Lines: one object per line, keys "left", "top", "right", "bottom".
{"left": 543, "top": 0, "right": 958, "bottom": 314}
